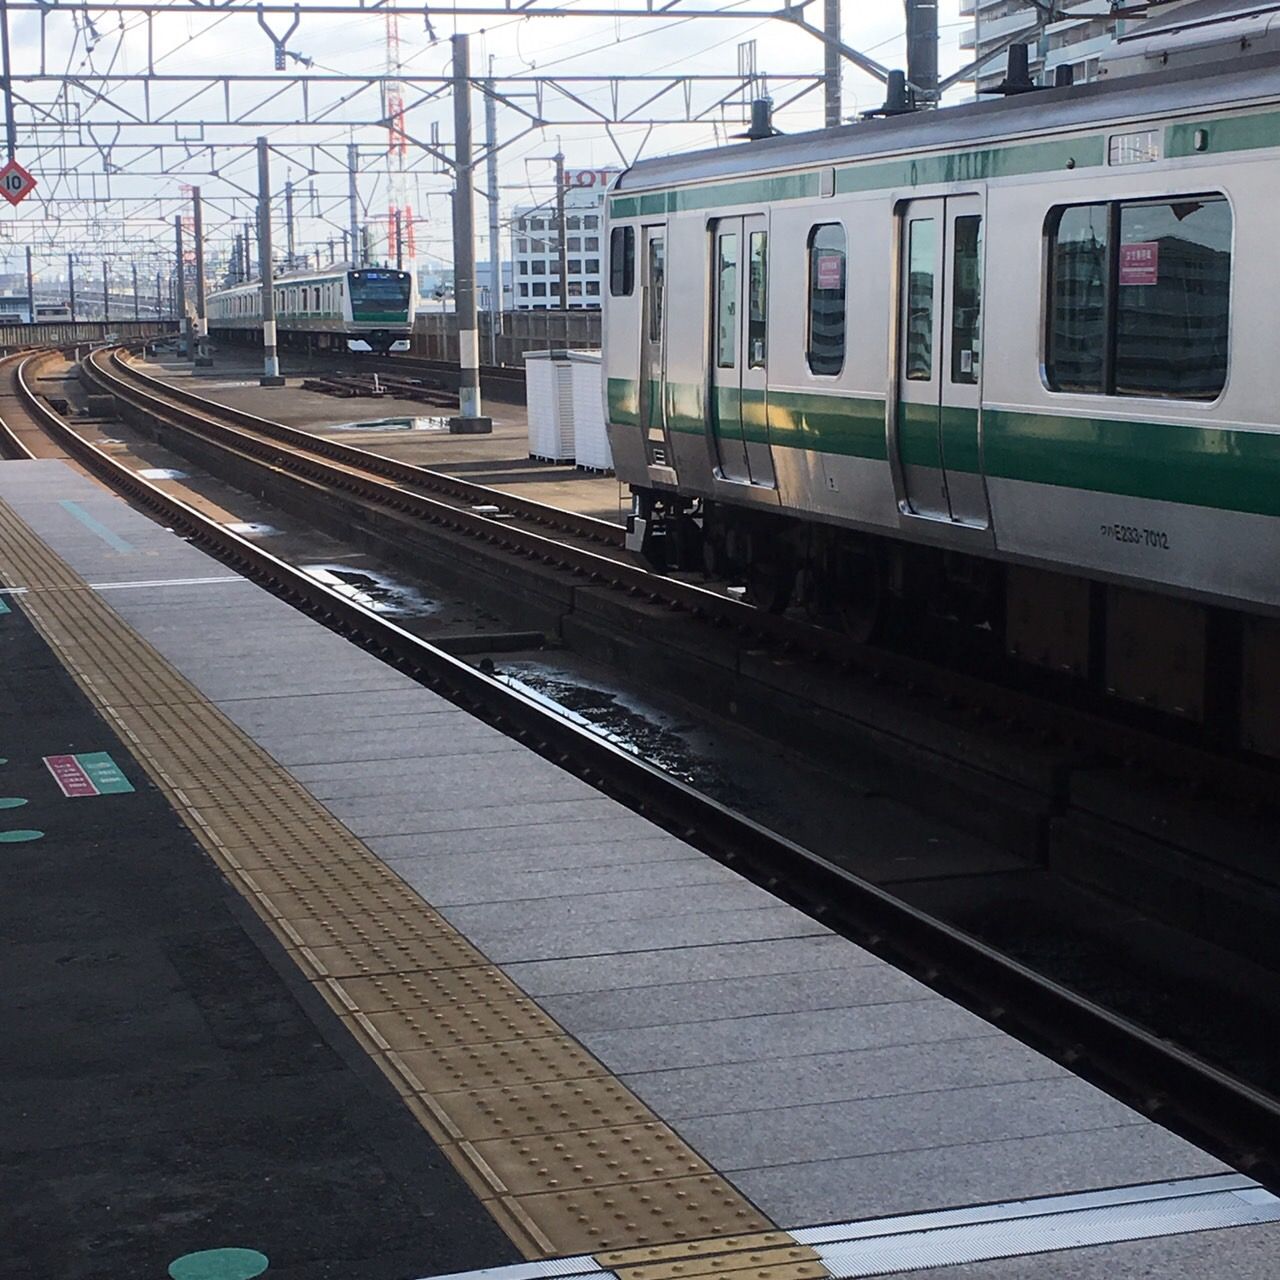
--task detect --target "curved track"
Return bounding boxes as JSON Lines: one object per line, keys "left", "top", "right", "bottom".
{"left": 6, "top": 338, "right": 1279, "bottom": 1196}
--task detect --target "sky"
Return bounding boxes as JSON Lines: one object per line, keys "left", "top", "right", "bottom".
{"left": 0, "top": 0, "right": 972, "bottom": 284}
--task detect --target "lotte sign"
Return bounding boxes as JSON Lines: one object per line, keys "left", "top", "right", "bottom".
{"left": 0, "top": 158, "right": 36, "bottom": 206}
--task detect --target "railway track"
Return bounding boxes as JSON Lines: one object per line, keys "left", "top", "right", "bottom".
{"left": 81, "top": 345, "right": 1280, "bottom": 812}
{"left": 10, "top": 338, "right": 1280, "bottom": 1196}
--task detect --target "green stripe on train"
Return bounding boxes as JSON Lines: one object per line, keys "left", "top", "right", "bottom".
{"left": 611, "top": 377, "right": 1280, "bottom": 517}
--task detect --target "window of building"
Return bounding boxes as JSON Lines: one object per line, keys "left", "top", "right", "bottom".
{"left": 568, "top": 281, "right": 582, "bottom": 297}
{"left": 568, "top": 259, "right": 581, "bottom": 274}
{"left": 567, "top": 216, "right": 581, "bottom": 230}
{"left": 568, "top": 237, "right": 581, "bottom": 252}
{"left": 610, "top": 226, "right": 635, "bottom": 296}
{"left": 806, "top": 222, "right": 846, "bottom": 376}
{"left": 518, "top": 261, "right": 528, "bottom": 276}
{"left": 584, "top": 236, "right": 599, "bottom": 251}
{"left": 585, "top": 258, "right": 599, "bottom": 274}
{"left": 515, "top": 218, "right": 527, "bottom": 232}
{"left": 584, "top": 215, "right": 599, "bottom": 229}
{"left": 532, "top": 282, "right": 546, "bottom": 296}
{"left": 519, "top": 283, "right": 529, "bottom": 297}
{"left": 517, "top": 238, "right": 528, "bottom": 253}
{"left": 586, "top": 280, "right": 600, "bottom": 296}
{"left": 531, "top": 260, "right": 546, "bottom": 275}
{"left": 531, "top": 218, "right": 544, "bottom": 231}
{"left": 1046, "top": 195, "right": 1230, "bottom": 399}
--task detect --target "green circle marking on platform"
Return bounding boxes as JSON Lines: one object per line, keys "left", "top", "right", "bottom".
{"left": 0, "top": 797, "right": 28, "bottom": 809}
{"left": 168, "top": 1249, "right": 269, "bottom": 1280}
{"left": 0, "top": 829, "right": 42, "bottom": 843}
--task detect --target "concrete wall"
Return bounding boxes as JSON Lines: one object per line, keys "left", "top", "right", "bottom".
{"left": 414, "top": 309, "right": 600, "bottom": 367}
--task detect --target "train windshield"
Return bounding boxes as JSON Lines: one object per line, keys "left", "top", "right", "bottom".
{"left": 348, "top": 270, "right": 411, "bottom": 321}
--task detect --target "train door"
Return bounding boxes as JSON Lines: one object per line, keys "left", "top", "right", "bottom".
{"left": 896, "top": 195, "right": 990, "bottom": 527}
{"left": 638, "top": 225, "right": 671, "bottom": 465}
{"left": 709, "top": 214, "right": 775, "bottom": 486}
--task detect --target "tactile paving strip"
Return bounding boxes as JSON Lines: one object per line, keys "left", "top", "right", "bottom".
{"left": 0, "top": 496, "right": 791, "bottom": 1262}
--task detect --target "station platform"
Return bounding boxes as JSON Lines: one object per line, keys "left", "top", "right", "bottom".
{"left": 3, "top": 457, "right": 1279, "bottom": 1278}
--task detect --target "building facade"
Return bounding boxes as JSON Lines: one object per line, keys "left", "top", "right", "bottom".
{"left": 510, "top": 169, "right": 614, "bottom": 310}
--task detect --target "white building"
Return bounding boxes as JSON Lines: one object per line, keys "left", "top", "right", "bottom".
{"left": 510, "top": 169, "right": 614, "bottom": 310}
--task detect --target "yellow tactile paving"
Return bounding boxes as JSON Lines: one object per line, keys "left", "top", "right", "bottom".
{"left": 0, "top": 494, "right": 806, "bottom": 1263}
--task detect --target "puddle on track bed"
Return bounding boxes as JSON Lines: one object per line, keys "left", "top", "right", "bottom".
{"left": 491, "top": 662, "right": 744, "bottom": 801}
{"left": 331, "top": 416, "right": 450, "bottom": 432}
{"left": 301, "top": 563, "right": 439, "bottom": 617}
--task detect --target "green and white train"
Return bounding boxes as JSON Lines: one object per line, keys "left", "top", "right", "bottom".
{"left": 207, "top": 265, "right": 415, "bottom": 353}
{"left": 604, "top": 52, "right": 1280, "bottom": 750}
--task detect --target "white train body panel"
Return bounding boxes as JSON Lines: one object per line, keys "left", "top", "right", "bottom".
{"left": 603, "top": 55, "right": 1280, "bottom": 616}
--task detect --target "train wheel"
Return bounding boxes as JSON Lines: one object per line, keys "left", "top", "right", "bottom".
{"left": 746, "top": 552, "right": 794, "bottom": 614}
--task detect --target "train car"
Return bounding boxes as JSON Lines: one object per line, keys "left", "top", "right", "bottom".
{"left": 603, "top": 51, "right": 1280, "bottom": 751}
{"left": 207, "top": 265, "right": 415, "bottom": 354}
{"left": 34, "top": 302, "right": 72, "bottom": 322}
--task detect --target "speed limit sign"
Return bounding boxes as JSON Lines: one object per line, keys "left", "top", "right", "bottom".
{"left": 0, "top": 159, "right": 36, "bottom": 206}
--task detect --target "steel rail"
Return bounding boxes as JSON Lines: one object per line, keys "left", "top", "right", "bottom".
{"left": 84, "top": 345, "right": 1280, "bottom": 810}
{"left": 0, "top": 354, "right": 39, "bottom": 461}
{"left": 16, "top": 347, "right": 1280, "bottom": 1195}
{"left": 100, "top": 348, "right": 620, "bottom": 547}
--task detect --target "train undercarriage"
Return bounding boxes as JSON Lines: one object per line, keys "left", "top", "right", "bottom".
{"left": 628, "top": 486, "right": 1280, "bottom": 759}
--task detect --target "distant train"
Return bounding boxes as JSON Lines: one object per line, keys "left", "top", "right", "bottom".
{"left": 207, "top": 266, "right": 415, "bottom": 354}
{"left": 35, "top": 303, "right": 73, "bottom": 322}
{"left": 603, "top": 52, "right": 1280, "bottom": 752}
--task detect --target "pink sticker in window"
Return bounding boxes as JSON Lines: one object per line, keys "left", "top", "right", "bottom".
{"left": 1119, "top": 241, "right": 1159, "bottom": 286}
{"left": 815, "top": 254, "right": 843, "bottom": 290}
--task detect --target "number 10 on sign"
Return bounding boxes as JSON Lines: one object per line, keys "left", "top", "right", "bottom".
{"left": 0, "top": 159, "right": 36, "bottom": 206}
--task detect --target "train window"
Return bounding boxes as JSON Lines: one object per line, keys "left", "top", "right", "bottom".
{"left": 904, "top": 218, "right": 935, "bottom": 381}
{"left": 748, "top": 230, "right": 767, "bottom": 369}
{"left": 1114, "top": 198, "right": 1231, "bottom": 399}
{"left": 609, "top": 226, "right": 635, "bottom": 296}
{"left": 313, "top": 287, "right": 321, "bottom": 310}
{"left": 648, "top": 237, "right": 665, "bottom": 342}
{"left": 806, "top": 223, "right": 846, "bottom": 376}
{"left": 950, "top": 215, "right": 982, "bottom": 385}
{"left": 1047, "top": 196, "right": 1230, "bottom": 400}
{"left": 716, "top": 232, "right": 738, "bottom": 369}
{"left": 1047, "top": 204, "right": 1108, "bottom": 393}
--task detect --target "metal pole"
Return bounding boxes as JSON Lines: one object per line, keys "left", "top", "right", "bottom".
{"left": 67, "top": 253, "right": 76, "bottom": 323}
{"left": 285, "top": 179, "right": 296, "bottom": 268}
{"left": 328, "top": 236, "right": 335, "bottom": 264}
{"left": 348, "top": 142, "right": 360, "bottom": 266}
{"left": 102, "top": 261, "right": 110, "bottom": 323}
{"left": 905, "top": 0, "right": 939, "bottom": 107}
{"left": 243, "top": 219, "right": 253, "bottom": 281}
{"left": 132, "top": 262, "right": 139, "bottom": 320}
{"left": 257, "top": 136, "right": 284, "bottom": 387}
{"left": 174, "top": 216, "right": 188, "bottom": 351}
{"left": 155, "top": 271, "right": 162, "bottom": 322}
{"left": 25, "top": 245, "right": 32, "bottom": 323}
{"left": 0, "top": 0, "right": 17, "bottom": 159}
{"left": 341, "top": 230, "right": 349, "bottom": 264}
{"left": 449, "top": 33, "right": 490, "bottom": 433}
{"left": 395, "top": 208, "right": 403, "bottom": 270}
{"left": 192, "top": 185, "right": 212, "bottom": 365}
{"left": 824, "top": 0, "right": 841, "bottom": 127}
{"left": 485, "top": 62, "right": 502, "bottom": 365}
{"left": 555, "top": 150, "right": 569, "bottom": 312}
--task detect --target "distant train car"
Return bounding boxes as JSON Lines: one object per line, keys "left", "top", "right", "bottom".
{"left": 603, "top": 52, "right": 1280, "bottom": 748}
{"left": 207, "top": 266, "right": 415, "bottom": 354}
{"left": 34, "top": 302, "right": 72, "bottom": 322}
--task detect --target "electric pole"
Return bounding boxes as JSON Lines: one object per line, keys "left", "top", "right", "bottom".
{"left": 257, "top": 136, "right": 284, "bottom": 387}
{"left": 824, "top": 0, "right": 841, "bottom": 126}
{"left": 449, "top": 33, "right": 490, "bottom": 433}
{"left": 193, "top": 185, "right": 212, "bottom": 366}
{"left": 132, "top": 262, "right": 139, "bottom": 320}
{"left": 905, "top": 0, "right": 939, "bottom": 107}
{"left": 485, "top": 60, "right": 502, "bottom": 364}
{"left": 102, "top": 261, "right": 109, "bottom": 323}
{"left": 285, "top": 178, "right": 296, "bottom": 269}
{"left": 67, "top": 254, "right": 76, "bottom": 323}
{"left": 348, "top": 143, "right": 360, "bottom": 267}
{"left": 174, "top": 216, "right": 187, "bottom": 349}
{"left": 555, "top": 150, "right": 569, "bottom": 312}
{"left": 25, "top": 246, "right": 32, "bottom": 323}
